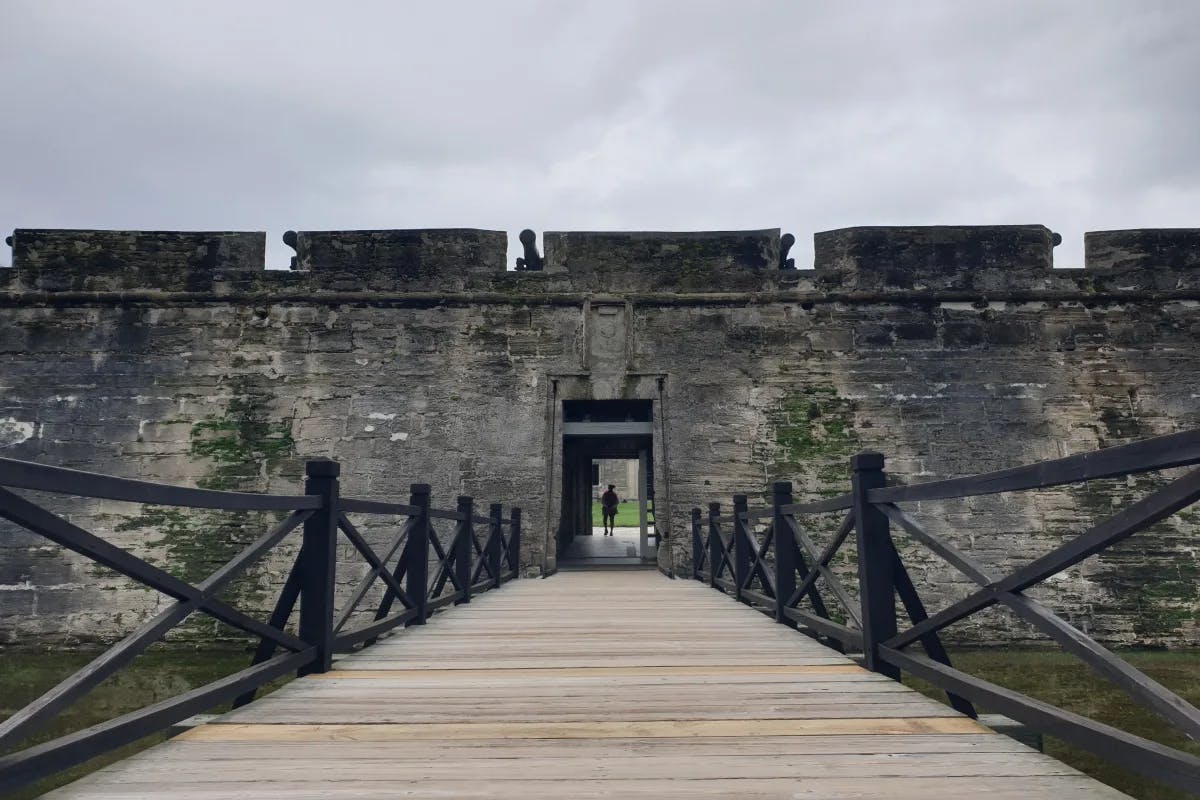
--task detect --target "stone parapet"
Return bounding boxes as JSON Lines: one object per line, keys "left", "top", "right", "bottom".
{"left": 813, "top": 225, "right": 1058, "bottom": 290}
{"left": 8, "top": 229, "right": 264, "bottom": 292}
{"left": 1084, "top": 229, "right": 1200, "bottom": 290}
{"left": 287, "top": 228, "right": 507, "bottom": 291}
{"left": 4, "top": 225, "right": 1199, "bottom": 296}
{"left": 541, "top": 229, "right": 782, "bottom": 292}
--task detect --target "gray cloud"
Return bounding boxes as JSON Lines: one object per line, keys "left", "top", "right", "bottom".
{"left": 2, "top": 0, "right": 1197, "bottom": 269}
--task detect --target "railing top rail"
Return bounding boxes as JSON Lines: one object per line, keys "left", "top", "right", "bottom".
{"left": 470, "top": 513, "right": 513, "bottom": 526}
{"left": 339, "top": 497, "right": 421, "bottom": 516}
{"left": 429, "top": 508, "right": 467, "bottom": 522}
{"left": 869, "top": 429, "right": 1200, "bottom": 504}
{"left": 0, "top": 456, "right": 320, "bottom": 511}
{"left": 780, "top": 493, "right": 853, "bottom": 514}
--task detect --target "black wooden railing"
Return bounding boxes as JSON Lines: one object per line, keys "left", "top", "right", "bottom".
{"left": 692, "top": 429, "right": 1200, "bottom": 794}
{"left": 0, "top": 456, "right": 522, "bottom": 793}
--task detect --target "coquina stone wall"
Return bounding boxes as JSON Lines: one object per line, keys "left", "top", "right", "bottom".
{"left": 0, "top": 225, "right": 1197, "bottom": 647}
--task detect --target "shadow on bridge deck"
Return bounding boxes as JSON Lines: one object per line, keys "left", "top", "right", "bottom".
{"left": 559, "top": 527, "right": 650, "bottom": 569}
{"left": 43, "top": 571, "right": 1129, "bottom": 799}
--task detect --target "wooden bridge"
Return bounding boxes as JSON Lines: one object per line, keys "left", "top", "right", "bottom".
{"left": 2, "top": 431, "right": 1200, "bottom": 797}
{"left": 39, "top": 572, "right": 1126, "bottom": 798}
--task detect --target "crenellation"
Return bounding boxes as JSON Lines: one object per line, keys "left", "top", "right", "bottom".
{"left": 813, "top": 225, "right": 1058, "bottom": 291}
{"left": 543, "top": 229, "right": 783, "bottom": 292}
{"left": 1085, "top": 228, "right": 1200, "bottom": 270}
{"left": 289, "top": 228, "right": 507, "bottom": 291}
{"left": 3, "top": 225, "right": 1200, "bottom": 297}
{"left": 10, "top": 229, "right": 264, "bottom": 292}
{"left": 1083, "top": 229, "right": 1200, "bottom": 292}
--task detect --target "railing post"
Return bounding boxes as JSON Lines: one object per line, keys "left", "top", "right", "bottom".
{"left": 489, "top": 502, "right": 503, "bottom": 587}
{"left": 298, "top": 458, "right": 339, "bottom": 675}
{"left": 851, "top": 452, "right": 899, "bottom": 679}
{"left": 690, "top": 508, "right": 703, "bottom": 580}
{"left": 404, "top": 483, "right": 431, "bottom": 625}
{"left": 455, "top": 495, "right": 473, "bottom": 604}
{"left": 707, "top": 502, "right": 721, "bottom": 590}
{"left": 508, "top": 507, "right": 522, "bottom": 578}
{"left": 772, "top": 481, "right": 797, "bottom": 626}
{"left": 732, "top": 494, "right": 750, "bottom": 604}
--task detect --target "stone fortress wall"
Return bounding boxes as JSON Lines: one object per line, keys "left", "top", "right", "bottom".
{"left": 0, "top": 224, "right": 1197, "bottom": 647}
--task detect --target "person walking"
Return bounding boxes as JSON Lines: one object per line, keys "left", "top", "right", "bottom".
{"left": 600, "top": 484, "right": 619, "bottom": 535}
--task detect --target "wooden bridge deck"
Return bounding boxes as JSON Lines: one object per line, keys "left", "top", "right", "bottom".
{"left": 47, "top": 571, "right": 1128, "bottom": 799}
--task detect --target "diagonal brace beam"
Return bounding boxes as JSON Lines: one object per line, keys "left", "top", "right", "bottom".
{"left": 786, "top": 514, "right": 861, "bottom": 627}
{"left": 333, "top": 514, "right": 414, "bottom": 633}
{"left": 0, "top": 506, "right": 311, "bottom": 749}
{"left": 884, "top": 467, "right": 1200, "bottom": 648}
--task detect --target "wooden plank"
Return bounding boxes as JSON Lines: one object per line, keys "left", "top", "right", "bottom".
{"left": 77, "top": 752, "right": 1084, "bottom": 782}
{"left": 308, "top": 664, "right": 869, "bottom": 679}
{"left": 108, "top": 733, "right": 1043, "bottom": 760}
{"left": 45, "top": 777, "right": 1132, "bottom": 799}
{"left": 182, "top": 717, "right": 989, "bottom": 742}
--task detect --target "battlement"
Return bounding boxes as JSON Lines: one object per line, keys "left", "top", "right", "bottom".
{"left": 287, "top": 229, "right": 507, "bottom": 291}
{"left": 6, "top": 229, "right": 264, "bottom": 292}
{"left": 3, "top": 225, "right": 1197, "bottom": 297}
{"left": 813, "top": 225, "right": 1058, "bottom": 290}
{"left": 1083, "top": 229, "right": 1200, "bottom": 290}
{"left": 540, "top": 229, "right": 781, "bottom": 292}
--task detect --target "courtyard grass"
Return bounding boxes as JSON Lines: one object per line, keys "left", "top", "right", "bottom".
{"left": 590, "top": 499, "right": 638, "bottom": 527}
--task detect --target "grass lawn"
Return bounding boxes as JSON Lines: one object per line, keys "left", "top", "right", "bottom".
{"left": 905, "top": 648, "right": 1200, "bottom": 800}
{"left": 590, "top": 499, "right": 638, "bottom": 527}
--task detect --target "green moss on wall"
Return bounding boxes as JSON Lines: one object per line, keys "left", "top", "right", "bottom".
{"left": 190, "top": 392, "right": 295, "bottom": 492}
{"left": 116, "top": 384, "right": 296, "bottom": 623}
{"left": 770, "top": 385, "right": 861, "bottom": 488}
{"left": 1070, "top": 476, "right": 1200, "bottom": 645}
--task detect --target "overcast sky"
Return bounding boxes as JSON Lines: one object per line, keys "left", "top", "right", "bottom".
{"left": 2, "top": 0, "right": 1197, "bottom": 269}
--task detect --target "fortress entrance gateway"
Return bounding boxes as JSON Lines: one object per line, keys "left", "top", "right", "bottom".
{"left": 557, "top": 400, "right": 656, "bottom": 567}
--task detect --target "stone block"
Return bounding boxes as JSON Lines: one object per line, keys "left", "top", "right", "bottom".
{"left": 543, "top": 229, "right": 780, "bottom": 292}
{"left": 11, "top": 229, "right": 264, "bottom": 292}
{"left": 1086, "top": 229, "right": 1200, "bottom": 271}
{"left": 814, "top": 225, "right": 1056, "bottom": 290}
{"left": 1084, "top": 229, "right": 1200, "bottom": 290}
{"left": 289, "top": 228, "right": 506, "bottom": 290}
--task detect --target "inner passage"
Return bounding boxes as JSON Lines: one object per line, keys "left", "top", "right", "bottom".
{"left": 564, "top": 458, "right": 642, "bottom": 564}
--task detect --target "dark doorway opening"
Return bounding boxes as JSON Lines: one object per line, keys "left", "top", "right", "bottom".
{"left": 557, "top": 400, "right": 656, "bottom": 567}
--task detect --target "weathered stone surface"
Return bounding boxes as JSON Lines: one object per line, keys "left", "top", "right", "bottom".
{"left": 10, "top": 229, "right": 264, "bottom": 292}
{"left": 1086, "top": 228, "right": 1200, "bottom": 270}
{"left": 1084, "top": 229, "right": 1200, "bottom": 292}
{"left": 543, "top": 230, "right": 782, "bottom": 292}
{"left": 814, "top": 225, "right": 1056, "bottom": 290}
{"left": 0, "top": 226, "right": 1198, "bottom": 650}
{"left": 289, "top": 228, "right": 507, "bottom": 291}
